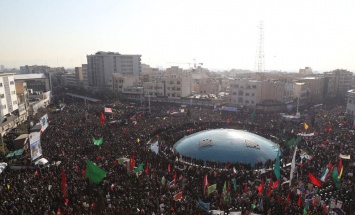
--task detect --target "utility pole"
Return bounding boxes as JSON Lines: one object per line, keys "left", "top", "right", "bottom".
{"left": 255, "top": 21, "right": 265, "bottom": 73}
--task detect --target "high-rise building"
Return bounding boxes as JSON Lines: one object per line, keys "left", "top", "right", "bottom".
{"left": 86, "top": 51, "right": 141, "bottom": 92}
{"left": 324, "top": 69, "right": 352, "bottom": 96}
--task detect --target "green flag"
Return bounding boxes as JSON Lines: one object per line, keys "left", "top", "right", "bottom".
{"left": 207, "top": 184, "right": 217, "bottom": 195}
{"left": 274, "top": 150, "right": 280, "bottom": 179}
{"left": 92, "top": 137, "right": 104, "bottom": 146}
{"left": 134, "top": 163, "right": 144, "bottom": 173}
{"left": 222, "top": 181, "right": 227, "bottom": 195}
{"left": 232, "top": 178, "right": 237, "bottom": 191}
{"left": 285, "top": 136, "right": 302, "bottom": 146}
{"left": 332, "top": 167, "right": 341, "bottom": 189}
{"left": 303, "top": 207, "right": 307, "bottom": 215}
{"left": 251, "top": 110, "right": 256, "bottom": 124}
{"left": 85, "top": 161, "right": 107, "bottom": 184}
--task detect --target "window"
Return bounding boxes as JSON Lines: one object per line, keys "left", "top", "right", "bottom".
{"left": 10, "top": 81, "right": 14, "bottom": 85}
{"left": 0, "top": 94, "right": 4, "bottom": 98}
{"left": 177, "top": 81, "right": 180, "bottom": 84}
{"left": 251, "top": 93, "right": 255, "bottom": 96}
{"left": 238, "top": 97, "right": 243, "bottom": 103}
{"left": 245, "top": 93, "right": 249, "bottom": 96}
{"left": 245, "top": 100, "right": 249, "bottom": 103}
{"left": 0, "top": 83, "right": 2, "bottom": 87}
{"left": 11, "top": 91, "right": 15, "bottom": 95}
{"left": 252, "top": 85, "right": 256, "bottom": 89}
{"left": 251, "top": 101, "right": 254, "bottom": 104}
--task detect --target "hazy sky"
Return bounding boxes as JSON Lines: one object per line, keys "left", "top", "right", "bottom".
{"left": 1, "top": 0, "right": 354, "bottom": 72}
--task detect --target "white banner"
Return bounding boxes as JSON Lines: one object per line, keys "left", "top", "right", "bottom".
{"left": 40, "top": 114, "right": 49, "bottom": 133}
{"left": 339, "top": 154, "right": 350, "bottom": 159}
{"left": 29, "top": 132, "right": 42, "bottom": 161}
{"left": 297, "top": 132, "right": 315, "bottom": 137}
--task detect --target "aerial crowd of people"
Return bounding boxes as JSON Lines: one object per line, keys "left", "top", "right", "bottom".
{"left": 0, "top": 88, "right": 354, "bottom": 215}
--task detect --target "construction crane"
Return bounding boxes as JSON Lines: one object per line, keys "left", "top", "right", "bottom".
{"left": 166, "top": 59, "right": 203, "bottom": 70}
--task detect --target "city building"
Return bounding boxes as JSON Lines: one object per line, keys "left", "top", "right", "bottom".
{"left": 301, "top": 77, "right": 325, "bottom": 103}
{"left": 109, "top": 73, "right": 139, "bottom": 94}
{"left": 86, "top": 51, "right": 141, "bottom": 92}
{"left": 346, "top": 89, "right": 355, "bottom": 122}
{"left": 82, "top": 64, "right": 88, "bottom": 89}
{"left": 63, "top": 72, "right": 77, "bottom": 87}
{"left": 0, "top": 73, "right": 19, "bottom": 117}
{"left": 194, "top": 78, "right": 220, "bottom": 95}
{"left": 299, "top": 67, "right": 313, "bottom": 75}
{"left": 324, "top": 69, "right": 353, "bottom": 96}
{"left": 229, "top": 79, "right": 262, "bottom": 107}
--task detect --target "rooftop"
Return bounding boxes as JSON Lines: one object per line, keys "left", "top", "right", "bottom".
{"left": 14, "top": 74, "right": 47, "bottom": 80}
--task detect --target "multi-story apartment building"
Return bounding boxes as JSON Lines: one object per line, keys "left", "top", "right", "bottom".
{"left": 346, "top": 89, "right": 355, "bottom": 121}
{"left": 110, "top": 73, "right": 139, "bottom": 94}
{"left": 301, "top": 77, "right": 325, "bottom": 103}
{"left": 143, "top": 82, "right": 165, "bottom": 98}
{"left": 163, "top": 75, "right": 192, "bottom": 99}
{"left": 14, "top": 74, "right": 51, "bottom": 93}
{"left": 194, "top": 78, "right": 220, "bottom": 95}
{"left": 86, "top": 51, "right": 141, "bottom": 92}
{"left": 82, "top": 64, "right": 88, "bottom": 89}
{"left": 229, "top": 79, "right": 262, "bottom": 107}
{"left": 299, "top": 67, "right": 313, "bottom": 75}
{"left": 64, "top": 73, "right": 77, "bottom": 87}
{"left": 293, "top": 81, "right": 309, "bottom": 103}
{"left": 324, "top": 69, "right": 352, "bottom": 96}
{"left": 0, "top": 73, "right": 19, "bottom": 117}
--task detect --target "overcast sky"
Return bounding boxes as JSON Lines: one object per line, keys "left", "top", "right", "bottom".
{"left": 0, "top": 0, "right": 354, "bottom": 72}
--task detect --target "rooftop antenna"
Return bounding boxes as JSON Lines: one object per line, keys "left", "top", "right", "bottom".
{"left": 255, "top": 21, "right": 265, "bottom": 72}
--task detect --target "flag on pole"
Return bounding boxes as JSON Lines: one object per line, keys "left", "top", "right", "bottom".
{"left": 320, "top": 163, "right": 332, "bottom": 182}
{"left": 285, "top": 136, "right": 302, "bottom": 146}
{"left": 332, "top": 167, "right": 341, "bottom": 189}
{"left": 85, "top": 161, "right": 107, "bottom": 184}
{"left": 308, "top": 172, "right": 322, "bottom": 187}
{"left": 232, "top": 166, "right": 237, "bottom": 174}
{"left": 134, "top": 163, "right": 144, "bottom": 173}
{"left": 203, "top": 174, "right": 208, "bottom": 187}
{"left": 130, "top": 156, "right": 135, "bottom": 172}
{"left": 145, "top": 162, "right": 149, "bottom": 174}
{"left": 92, "top": 137, "right": 104, "bottom": 146}
{"left": 274, "top": 150, "right": 280, "bottom": 179}
{"left": 197, "top": 199, "right": 210, "bottom": 212}
{"left": 61, "top": 168, "right": 67, "bottom": 199}
{"left": 251, "top": 110, "right": 256, "bottom": 124}
{"left": 298, "top": 194, "right": 302, "bottom": 207}
{"left": 232, "top": 178, "right": 237, "bottom": 191}
{"left": 161, "top": 176, "right": 166, "bottom": 185}
{"left": 168, "top": 164, "right": 171, "bottom": 173}
{"left": 173, "top": 192, "right": 183, "bottom": 201}
{"left": 207, "top": 184, "right": 217, "bottom": 195}
{"left": 290, "top": 146, "right": 297, "bottom": 186}
{"left": 304, "top": 123, "right": 309, "bottom": 130}
{"left": 173, "top": 172, "right": 177, "bottom": 184}
{"left": 100, "top": 112, "right": 105, "bottom": 125}
{"left": 337, "top": 159, "right": 343, "bottom": 179}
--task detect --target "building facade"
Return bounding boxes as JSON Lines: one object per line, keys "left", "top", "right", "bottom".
{"left": 86, "top": 51, "right": 141, "bottom": 92}
{"left": 0, "top": 73, "right": 19, "bottom": 116}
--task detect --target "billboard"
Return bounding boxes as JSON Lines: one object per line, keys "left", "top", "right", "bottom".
{"left": 29, "top": 132, "right": 42, "bottom": 161}
{"left": 40, "top": 114, "right": 49, "bottom": 133}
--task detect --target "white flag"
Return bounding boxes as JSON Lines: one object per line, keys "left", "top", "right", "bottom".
{"left": 290, "top": 146, "right": 297, "bottom": 186}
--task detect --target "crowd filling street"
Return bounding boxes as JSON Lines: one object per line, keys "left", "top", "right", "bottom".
{"left": 0, "top": 88, "right": 354, "bottom": 215}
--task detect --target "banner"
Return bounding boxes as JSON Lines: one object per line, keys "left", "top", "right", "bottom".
{"left": 339, "top": 154, "right": 350, "bottom": 159}
{"left": 40, "top": 114, "right": 49, "bottom": 133}
{"left": 29, "top": 132, "right": 42, "bottom": 161}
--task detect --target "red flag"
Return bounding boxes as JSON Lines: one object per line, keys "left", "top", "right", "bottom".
{"left": 35, "top": 170, "right": 38, "bottom": 176}
{"left": 81, "top": 169, "right": 85, "bottom": 177}
{"left": 244, "top": 183, "right": 248, "bottom": 192}
{"left": 100, "top": 112, "right": 105, "bottom": 125}
{"left": 203, "top": 174, "right": 208, "bottom": 187}
{"left": 57, "top": 208, "right": 62, "bottom": 215}
{"left": 168, "top": 164, "right": 171, "bottom": 173}
{"left": 323, "top": 204, "right": 327, "bottom": 213}
{"left": 328, "top": 122, "right": 332, "bottom": 132}
{"left": 189, "top": 128, "right": 192, "bottom": 133}
{"left": 173, "top": 172, "right": 177, "bottom": 184}
{"left": 65, "top": 198, "right": 69, "bottom": 205}
{"left": 61, "top": 168, "right": 67, "bottom": 199}
{"left": 338, "top": 159, "right": 343, "bottom": 175}
{"left": 308, "top": 172, "right": 322, "bottom": 187}
{"left": 226, "top": 117, "right": 232, "bottom": 123}
{"left": 297, "top": 194, "right": 301, "bottom": 207}
{"left": 273, "top": 180, "right": 279, "bottom": 189}
{"left": 258, "top": 178, "right": 264, "bottom": 195}
{"left": 130, "top": 156, "right": 135, "bottom": 172}
{"left": 145, "top": 162, "right": 149, "bottom": 174}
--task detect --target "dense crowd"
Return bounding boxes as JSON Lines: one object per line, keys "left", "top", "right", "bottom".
{"left": 0, "top": 89, "right": 354, "bottom": 215}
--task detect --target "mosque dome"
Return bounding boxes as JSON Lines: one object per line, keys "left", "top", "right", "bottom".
{"left": 173, "top": 129, "right": 279, "bottom": 165}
